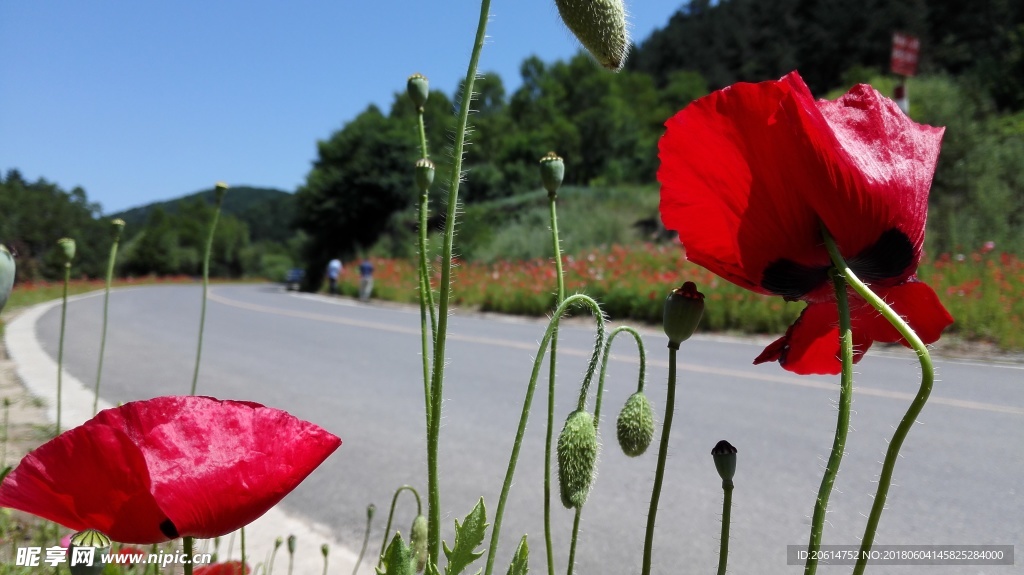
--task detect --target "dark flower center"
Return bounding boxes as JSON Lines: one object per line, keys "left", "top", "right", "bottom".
{"left": 159, "top": 518, "right": 179, "bottom": 539}
{"left": 761, "top": 228, "right": 914, "bottom": 300}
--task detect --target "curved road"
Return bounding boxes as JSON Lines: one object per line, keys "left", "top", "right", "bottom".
{"left": 34, "top": 284, "right": 1023, "bottom": 574}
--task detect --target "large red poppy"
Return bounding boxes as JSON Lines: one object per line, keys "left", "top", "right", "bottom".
{"left": 0, "top": 396, "right": 341, "bottom": 544}
{"left": 658, "top": 71, "right": 953, "bottom": 375}
{"left": 194, "top": 561, "right": 250, "bottom": 575}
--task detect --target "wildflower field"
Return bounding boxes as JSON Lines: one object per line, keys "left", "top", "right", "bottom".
{"left": 338, "top": 243, "right": 1024, "bottom": 351}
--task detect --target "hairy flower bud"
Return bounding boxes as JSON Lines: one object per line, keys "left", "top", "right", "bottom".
{"left": 557, "top": 410, "right": 598, "bottom": 509}
{"left": 663, "top": 282, "right": 705, "bottom": 347}
{"left": 711, "top": 440, "right": 737, "bottom": 483}
{"left": 539, "top": 152, "right": 565, "bottom": 197}
{"left": 377, "top": 533, "right": 413, "bottom": 575}
{"left": 415, "top": 158, "right": 435, "bottom": 192}
{"left": 616, "top": 392, "right": 655, "bottom": 457}
{"left": 68, "top": 530, "right": 111, "bottom": 575}
{"left": 407, "top": 73, "right": 429, "bottom": 109}
{"left": 410, "top": 514, "right": 428, "bottom": 572}
{"left": 57, "top": 238, "right": 76, "bottom": 263}
{"left": 554, "top": 0, "right": 629, "bottom": 71}
{"left": 0, "top": 245, "right": 15, "bottom": 313}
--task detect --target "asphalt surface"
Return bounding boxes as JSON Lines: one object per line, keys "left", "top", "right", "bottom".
{"left": 34, "top": 283, "right": 1024, "bottom": 574}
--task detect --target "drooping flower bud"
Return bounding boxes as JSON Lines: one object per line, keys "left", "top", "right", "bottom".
{"left": 711, "top": 440, "right": 737, "bottom": 484}
{"left": 0, "top": 244, "right": 15, "bottom": 313}
{"left": 554, "top": 0, "right": 629, "bottom": 71}
{"left": 539, "top": 152, "right": 565, "bottom": 197}
{"left": 557, "top": 410, "right": 599, "bottom": 509}
{"left": 415, "top": 158, "right": 435, "bottom": 193}
{"left": 214, "top": 182, "right": 229, "bottom": 204}
{"left": 57, "top": 238, "right": 76, "bottom": 263}
{"left": 407, "top": 73, "right": 430, "bottom": 109}
{"left": 409, "top": 514, "right": 428, "bottom": 572}
{"left": 68, "top": 529, "right": 111, "bottom": 575}
{"left": 663, "top": 282, "right": 704, "bottom": 347}
{"left": 616, "top": 392, "right": 655, "bottom": 457}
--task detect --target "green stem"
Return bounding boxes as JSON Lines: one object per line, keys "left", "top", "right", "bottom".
{"left": 803, "top": 268, "right": 854, "bottom": 575}
{"left": 56, "top": 262, "right": 70, "bottom": 435}
{"left": 93, "top": 230, "right": 122, "bottom": 415}
{"left": 819, "top": 231, "right": 935, "bottom": 575}
{"left": 426, "top": 0, "right": 491, "bottom": 562}
{"left": 717, "top": 481, "right": 733, "bottom": 575}
{"left": 416, "top": 109, "right": 437, "bottom": 338}
{"left": 483, "top": 294, "right": 605, "bottom": 575}
{"left": 565, "top": 508, "right": 582, "bottom": 575}
{"left": 184, "top": 537, "right": 194, "bottom": 575}
{"left": 355, "top": 505, "right": 376, "bottom": 575}
{"left": 543, "top": 192, "right": 566, "bottom": 575}
{"left": 641, "top": 344, "right": 679, "bottom": 575}
{"left": 379, "top": 485, "right": 422, "bottom": 567}
{"left": 190, "top": 191, "right": 225, "bottom": 396}
{"left": 594, "top": 326, "right": 646, "bottom": 425}
{"left": 241, "top": 526, "right": 247, "bottom": 575}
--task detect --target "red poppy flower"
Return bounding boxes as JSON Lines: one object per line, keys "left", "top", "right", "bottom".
{"left": 658, "top": 71, "right": 953, "bottom": 374}
{"left": 0, "top": 396, "right": 341, "bottom": 544}
{"left": 194, "top": 561, "right": 250, "bottom": 575}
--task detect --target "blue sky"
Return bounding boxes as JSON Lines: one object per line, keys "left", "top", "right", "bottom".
{"left": 1, "top": 1, "right": 684, "bottom": 215}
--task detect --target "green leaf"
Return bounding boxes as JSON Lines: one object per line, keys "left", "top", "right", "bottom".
{"left": 442, "top": 498, "right": 489, "bottom": 575}
{"left": 425, "top": 560, "right": 442, "bottom": 575}
{"left": 376, "top": 533, "right": 413, "bottom": 575}
{"left": 505, "top": 536, "right": 529, "bottom": 575}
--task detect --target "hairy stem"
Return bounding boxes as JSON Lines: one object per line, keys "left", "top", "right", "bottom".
{"left": 641, "top": 345, "right": 678, "bottom": 575}
{"left": 543, "top": 193, "right": 566, "bottom": 575}
{"left": 717, "top": 481, "right": 733, "bottom": 575}
{"left": 593, "top": 326, "right": 647, "bottom": 425}
{"left": 379, "top": 485, "right": 423, "bottom": 568}
{"left": 190, "top": 191, "right": 225, "bottom": 396}
{"left": 93, "top": 228, "right": 122, "bottom": 415}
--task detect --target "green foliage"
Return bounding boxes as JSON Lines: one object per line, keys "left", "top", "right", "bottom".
{"left": 504, "top": 536, "right": 529, "bottom": 575}
{"left": 442, "top": 498, "right": 488, "bottom": 575}
{"left": 377, "top": 534, "right": 414, "bottom": 575}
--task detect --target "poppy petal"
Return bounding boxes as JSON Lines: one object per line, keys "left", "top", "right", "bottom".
{"left": 850, "top": 280, "right": 954, "bottom": 348}
{"left": 658, "top": 73, "right": 827, "bottom": 295}
{"left": 753, "top": 301, "right": 851, "bottom": 375}
{"left": 0, "top": 418, "right": 172, "bottom": 543}
{"left": 781, "top": 77, "right": 944, "bottom": 275}
{"left": 0, "top": 396, "right": 341, "bottom": 544}
{"left": 136, "top": 397, "right": 341, "bottom": 540}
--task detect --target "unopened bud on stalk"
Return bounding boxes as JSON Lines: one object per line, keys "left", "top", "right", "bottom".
{"left": 0, "top": 245, "right": 15, "bottom": 313}
{"left": 663, "top": 282, "right": 704, "bottom": 347}
{"left": 287, "top": 534, "right": 297, "bottom": 554}
{"left": 214, "top": 182, "right": 229, "bottom": 203}
{"left": 616, "top": 392, "right": 655, "bottom": 457}
{"left": 57, "top": 238, "right": 76, "bottom": 263}
{"left": 111, "top": 218, "right": 126, "bottom": 234}
{"left": 367, "top": 503, "right": 377, "bottom": 520}
{"left": 557, "top": 410, "right": 599, "bottom": 509}
{"left": 68, "top": 529, "right": 111, "bottom": 575}
{"left": 410, "top": 514, "right": 428, "bottom": 572}
{"left": 321, "top": 543, "right": 329, "bottom": 558}
{"left": 711, "top": 440, "right": 737, "bottom": 484}
{"left": 274, "top": 536, "right": 283, "bottom": 550}
{"left": 554, "top": 0, "right": 629, "bottom": 71}
{"left": 407, "top": 73, "right": 429, "bottom": 109}
{"left": 539, "top": 152, "right": 564, "bottom": 197}
{"left": 415, "top": 158, "right": 435, "bottom": 192}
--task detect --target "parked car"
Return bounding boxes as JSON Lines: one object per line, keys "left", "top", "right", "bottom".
{"left": 284, "top": 268, "right": 304, "bottom": 291}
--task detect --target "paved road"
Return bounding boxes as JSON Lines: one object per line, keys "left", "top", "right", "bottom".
{"left": 35, "top": 284, "right": 1024, "bottom": 574}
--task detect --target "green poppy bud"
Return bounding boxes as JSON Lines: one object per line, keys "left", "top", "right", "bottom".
{"left": 616, "top": 392, "right": 655, "bottom": 457}
{"left": 214, "top": 182, "right": 229, "bottom": 204}
{"left": 415, "top": 158, "right": 435, "bottom": 192}
{"left": 111, "top": 218, "right": 126, "bottom": 237}
{"left": 68, "top": 529, "right": 111, "bottom": 575}
{"left": 57, "top": 238, "right": 76, "bottom": 263}
{"left": 663, "top": 282, "right": 705, "bottom": 347}
{"left": 553, "top": 0, "right": 629, "bottom": 71}
{"left": 539, "top": 152, "right": 565, "bottom": 197}
{"left": 274, "top": 536, "right": 283, "bottom": 550}
{"left": 321, "top": 543, "right": 329, "bottom": 558}
{"left": 376, "top": 533, "right": 413, "bottom": 575}
{"left": 557, "top": 410, "right": 598, "bottom": 509}
{"left": 407, "top": 73, "right": 430, "bottom": 109}
{"left": 0, "top": 244, "right": 15, "bottom": 313}
{"left": 409, "top": 514, "right": 428, "bottom": 572}
{"left": 287, "top": 534, "right": 297, "bottom": 554}
{"left": 711, "top": 439, "right": 737, "bottom": 483}
{"left": 367, "top": 502, "right": 377, "bottom": 520}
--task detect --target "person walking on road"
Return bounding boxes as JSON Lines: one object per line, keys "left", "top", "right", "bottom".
{"left": 359, "top": 259, "right": 374, "bottom": 301}
{"left": 326, "top": 257, "right": 342, "bottom": 295}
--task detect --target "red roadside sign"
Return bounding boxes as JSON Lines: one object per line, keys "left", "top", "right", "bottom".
{"left": 891, "top": 32, "right": 920, "bottom": 76}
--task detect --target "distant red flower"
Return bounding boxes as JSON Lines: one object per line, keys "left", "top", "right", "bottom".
{"left": 659, "top": 71, "right": 953, "bottom": 374}
{"left": 194, "top": 561, "right": 251, "bottom": 575}
{"left": 0, "top": 396, "right": 341, "bottom": 544}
